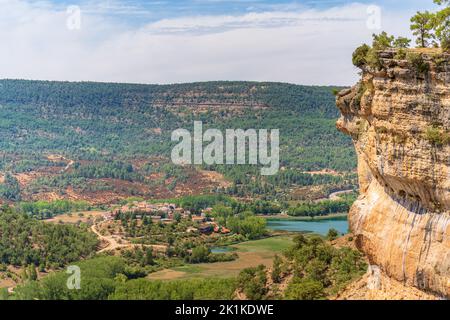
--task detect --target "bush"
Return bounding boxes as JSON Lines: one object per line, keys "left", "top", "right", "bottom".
{"left": 190, "top": 245, "right": 210, "bottom": 263}
{"left": 431, "top": 53, "right": 447, "bottom": 68}
{"left": 352, "top": 44, "right": 370, "bottom": 67}
{"left": 271, "top": 255, "right": 283, "bottom": 283}
{"left": 366, "top": 48, "right": 383, "bottom": 70}
{"left": 123, "top": 266, "right": 148, "bottom": 279}
{"left": 326, "top": 228, "right": 340, "bottom": 241}
{"left": 425, "top": 126, "right": 450, "bottom": 146}
{"left": 407, "top": 52, "right": 429, "bottom": 74}
{"left": 238, "top": 265, "right": 268, "bottom": 300}
{"left": 284, "top": 279, "right": 325, "bottom": 300}
{"left": 394, "top": 48, "right": 407, "bottom": 60}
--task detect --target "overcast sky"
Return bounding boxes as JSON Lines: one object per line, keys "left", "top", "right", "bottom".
{"left": 0, "top": 0, "right": 439, "bottom": 86}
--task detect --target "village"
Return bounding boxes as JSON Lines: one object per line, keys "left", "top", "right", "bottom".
{"left": 108, "top": 201, "right": 231, "bottom": 235}
{"left": 86, "top": 200, "right": 236, "bottom": 256}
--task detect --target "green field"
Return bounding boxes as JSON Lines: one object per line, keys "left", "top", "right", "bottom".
{"left": 232, "top": 236, "right": 294, "bottom": 252}
{"left": 148, "top": 236, "right": 293, "bottom": 281}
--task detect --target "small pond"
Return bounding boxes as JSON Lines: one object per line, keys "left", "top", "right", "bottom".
{"left": 210, "top": 247, "right": 234, "bottom": 254}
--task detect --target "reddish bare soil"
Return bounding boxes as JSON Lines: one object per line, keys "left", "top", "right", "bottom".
{"left": 18, "top": 166, "right": 230, "bottom": 204}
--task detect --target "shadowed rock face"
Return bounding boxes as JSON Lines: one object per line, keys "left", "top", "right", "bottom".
{"left": 336, "top": 49, "right": 450, "bottom": 298}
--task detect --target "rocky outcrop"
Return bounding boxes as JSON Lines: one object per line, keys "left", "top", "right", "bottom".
{"left": 336, "top": 49, "right": 450, "bottom": 298}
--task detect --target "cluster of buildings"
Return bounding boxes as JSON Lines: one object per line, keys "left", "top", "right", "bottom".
{"left": 110, "top": 201, "right": 230, "bottom": 235}
{"left": 113, "top": 201, "right": 188, "bottom": 222}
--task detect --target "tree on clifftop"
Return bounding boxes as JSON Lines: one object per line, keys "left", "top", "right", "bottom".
{"left": 433, "top": 0, "right": 450, "bottom": 49}
{"left": 393, "top": 37, "right": 412, "bottom": 48}
{"left": 410, "top": 11, "right": 436, "bottom": 47}
{"left": 409, "top": 1, "right": 449, "bottom": 49}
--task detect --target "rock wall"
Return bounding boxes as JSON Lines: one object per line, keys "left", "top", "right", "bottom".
{"left": 336, "top": 49, "right": 450, "bottom": 298}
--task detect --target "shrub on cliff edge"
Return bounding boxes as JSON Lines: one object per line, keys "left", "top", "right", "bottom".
{"left": 407, "top": 52, "right": 430, "bottom": 74}
{"left": 352, "top": 44, "right": 370, "bottom": 67}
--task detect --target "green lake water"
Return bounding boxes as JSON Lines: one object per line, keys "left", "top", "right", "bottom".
{"left": 266, "top": 217, "right": 348, "bottom": 236}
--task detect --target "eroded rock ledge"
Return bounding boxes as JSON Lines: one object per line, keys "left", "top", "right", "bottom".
{"left": 336, "top": 49, "right": 450, "bottom": 298}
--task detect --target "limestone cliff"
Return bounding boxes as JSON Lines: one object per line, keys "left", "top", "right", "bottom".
{"left": 336, "top": 49, "right": 450, "bottom": 298}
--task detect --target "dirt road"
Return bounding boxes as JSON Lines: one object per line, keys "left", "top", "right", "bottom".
{"left": 91, "top": 221, "right": 167, "bottom": 253}
{"left": 328, "top": 189, "right": 354, "bottom": 200}
{"left": 315, "top": 189, "right": 354, "bottom": 203}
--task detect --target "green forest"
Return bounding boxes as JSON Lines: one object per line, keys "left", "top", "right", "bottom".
{"left": 0, "top": 207, "right": 98, "bottom": 269}
{"left": 0, "top": 80, "right": 356, "bottom": 202}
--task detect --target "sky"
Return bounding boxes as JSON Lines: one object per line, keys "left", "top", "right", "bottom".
{"left": 0, "top": 0, "right": 440, "bottom": 85}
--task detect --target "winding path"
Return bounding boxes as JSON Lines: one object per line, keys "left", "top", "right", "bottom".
{"left": 91, "top": 223, "right": 124, "bottom": 253}
{"left": 328, "top": 189, "right": 354, "bottom": 201}
{"left": 314, "top": 189, "right": 354, "bottom": 203}
{"left": 91, "top": 220, "right": 167, "bottom": 253}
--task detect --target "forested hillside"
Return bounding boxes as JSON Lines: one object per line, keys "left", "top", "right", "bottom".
{"left": 0, "top": 207, "right": 98, "bottom": 268}
{"left": 0, "top": 80, "right": 356, "bottom": 203}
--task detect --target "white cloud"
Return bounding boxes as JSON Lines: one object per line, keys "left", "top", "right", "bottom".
{"left": 0, "top": 0, "right": 419, "bottom": 85}
{"left": 145, "top": 6, "right": 365, "bottom": 34}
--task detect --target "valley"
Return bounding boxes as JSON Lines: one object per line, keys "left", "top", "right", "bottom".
{"left": 2, "top": 47, "right": 447, "bottom": 299}
{"left": 0, "top": 80, "right": 362, "bottom": 300}
{"left": 0, "top": 0, "right": 448, "bottom": 305}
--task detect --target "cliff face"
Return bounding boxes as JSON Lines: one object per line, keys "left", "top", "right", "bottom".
{"left": 336, "top": 49, "right": 450, "bottom": 298}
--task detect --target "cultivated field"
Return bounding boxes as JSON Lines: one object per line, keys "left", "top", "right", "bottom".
{"left": 44, "top": 210, "right": 106, "bottom": 224}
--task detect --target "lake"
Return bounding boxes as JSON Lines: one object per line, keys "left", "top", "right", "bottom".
{"left": 266, "top": 217, "right": 349, "bottom": 236}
